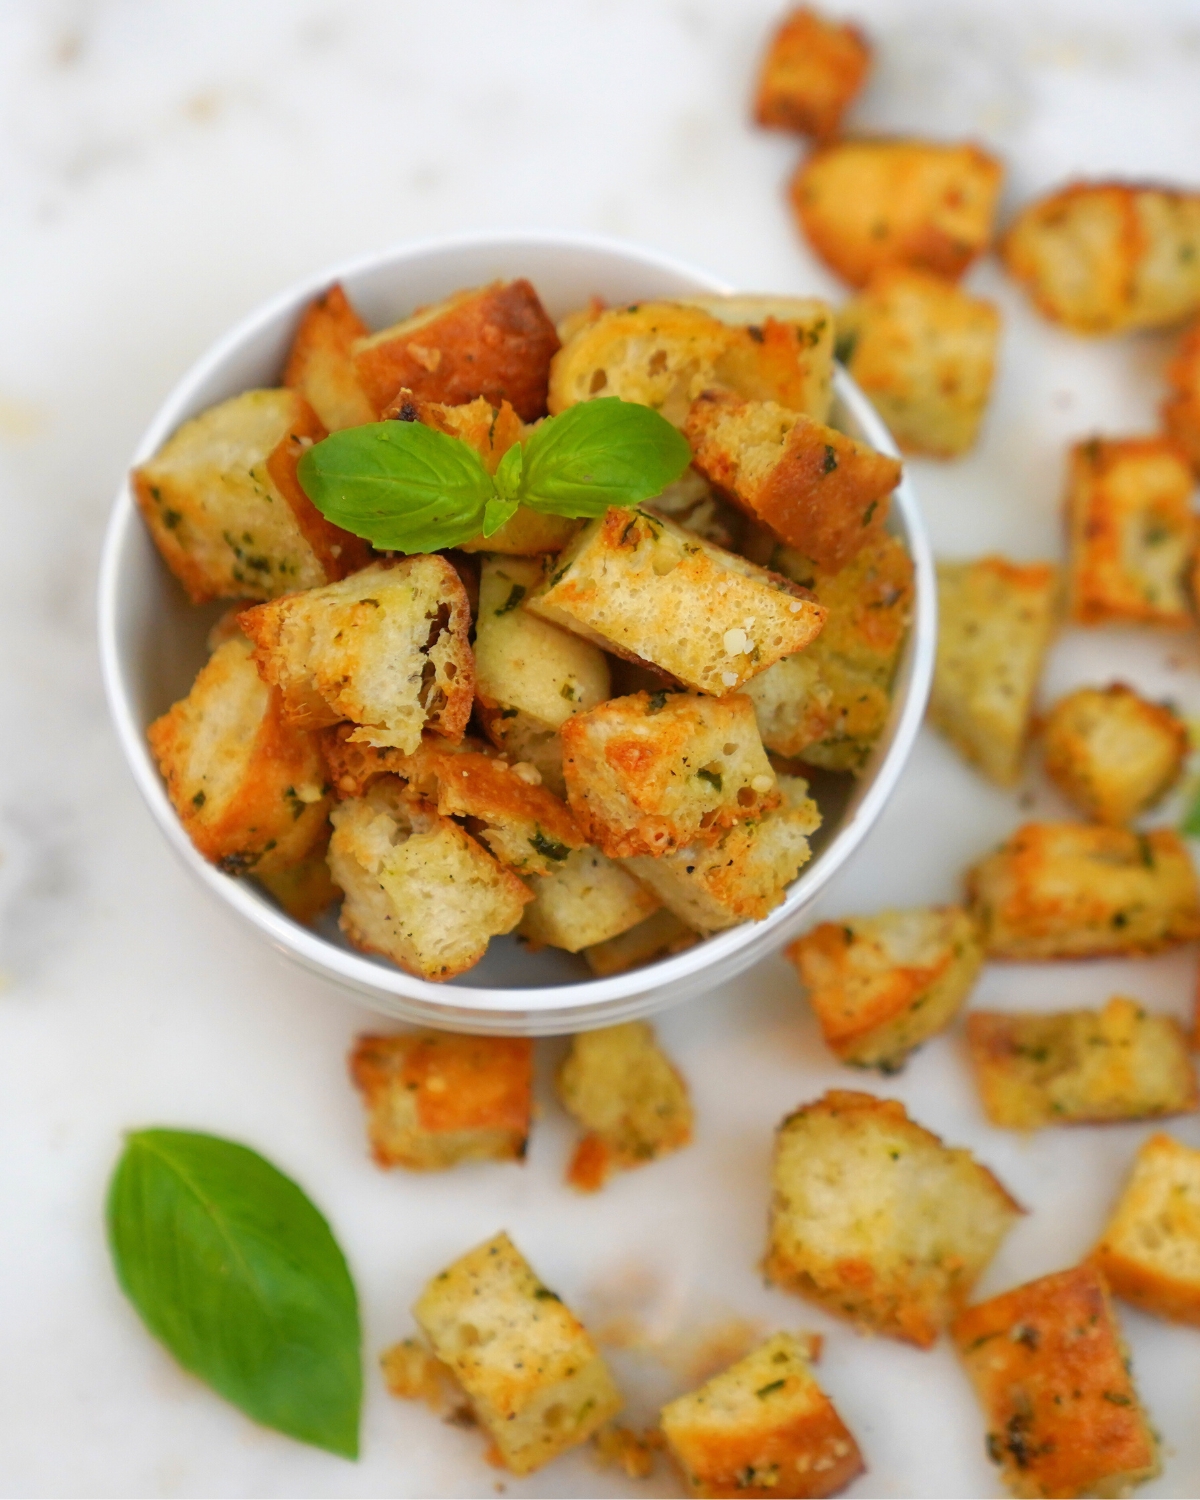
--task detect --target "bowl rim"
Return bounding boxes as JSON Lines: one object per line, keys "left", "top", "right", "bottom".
{"left": 98, "top": 229, "right": 935, "bottom": 1026}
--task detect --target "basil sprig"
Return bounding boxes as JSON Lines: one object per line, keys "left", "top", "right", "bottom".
{"left": 297, "top": 396, "right": 692, "bottom": 553}
{"left": 107, "top": 1129, "right": 362, "bottom": 1458}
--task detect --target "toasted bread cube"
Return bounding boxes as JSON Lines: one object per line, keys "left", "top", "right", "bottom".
{"left": 348, "top": 1031, "right": 533, "bottom": 1170}
{"left": 1043, "top": 684, "right": 1188, "bottom": 826}
{"left": 526, "top": 509, "right": 826, "bottom": 695}
{"left": 1093, "top": 1133, "right": 1200, "bottom": 1325}
{"left": 328, "top": 778, "right": 532, "bottom": 980}
{"left": 1003, "top": 180, "right": 1200, "bottom": 334}
{"left": 319, "top": 724, "right": 495, "bottom": 801}
{"left": 651, "top": 466, "right": 746, "bottom": 550}
{"left": 131, "top": 388, "right": 370, "bottom": 604}
{"left": 519, "top": 846, "right": 660, "bottom": 953}
{"left": 556, "top": 1022, "right": 693, "bottom": 1192}
{"left": 147, "top": 636, "right": 332, "bottom": 876}
{"left": 930, "top": 556, "right": 1059, "bottom": 786}
{"left": 659, "top": 1332, "right": 863, "bottom": 1500}
{"left": 1163, "top": 317, "right": 1200, "bottom": 472}
{"left": 966, "top": 998, "right": 1197, "bottom": 1131}
{"left": 561, "top": 692, "right": 779, "bottom": 858}
{"left": 967, "top": 822, "right": 1200, "bottom": 960}
{"left": 953, "top": 1265, "right": 1159, "bottom": 1500}
{"left": 625, "top": 775, "right": 820, "bottom": 933}
{"left": 686, "top": 390, "right": 900, "bottom": 573}
{"left": 583, "top": 908, "right": 699, "bottom": 976}
{"left": 282, "top": 283, "right": 376, "bottom": 431}
{"left": 1066, "top": 436, "right": 1196, "bottom": 626}
{"left": 254, "top": 827, "right": 341, "bottom": 925}
{"left": 837, "top": 268, "right": 1000, "bottom": 458}
{"left": 681, "top": 296, "right": 836, "bottom": 423}
{"left": 753, "top": 6, "right": 871, "bottom": 142}
{"left": 787, "top": 906, "right": 982, "bottom": 1073}
{"left": 765, "top": 1090, "right": 1021, "bottom": 1347}
{"left": 790, "top": 139, "right": 1003, "bottom": 288}
{"left": 239, "top": 556, "right": 473, "bottom": 753}
{"left": 478, "top": 709, "right": 569, "bottom": 797}
{"left": 429, "top": 750, "right": 587, "bottom": 876}
{"left": 413, "top": 1231, "right": 622, "bottom": 1475}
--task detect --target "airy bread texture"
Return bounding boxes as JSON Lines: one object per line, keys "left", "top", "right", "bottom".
{"left": 283, "top": 282, "right": 376, "bottom": 431}
{"left": 659, "top": 1331, "right": 864, "bottom": 1500}
{"left": 1093, "top": 1132, "right": 1200, "bottom": 1325}
{"left": 582, "top": 907, "right": 698, "bottom": 976}
{"left": 1163, "top": 317, "right": 1200, "bottom": 471}
{"left": 1043, "top": 683, "right": 1188, "bottom": 826}
{"left": 753, "top": 5, "right": 870, "bottom": 141}
{"left": 319, "top": 725, "right": 492, "bottom": 801}
{"left": 680, "top": 295, "right": 836, "bottom": 422}
{"left": 413, "top": 1231, "right": 622, "bottom": 1475}
{"left": 518, "top": 846, "right": 661, "bottom": 953}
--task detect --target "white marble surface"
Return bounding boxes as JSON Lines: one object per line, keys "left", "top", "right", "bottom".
{"left": 5, "top": 1, "right": 1200, "bottom": 1495}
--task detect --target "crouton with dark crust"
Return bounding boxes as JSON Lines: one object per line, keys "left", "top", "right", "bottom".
{"left": 1043, "top": 683, "right": 1188, "bottom": 826}
{"left": 753, "top": 6, "right": 871, "bottom": 142}
{"left": 283, "top": 282, "right": 376, "bottom": 431}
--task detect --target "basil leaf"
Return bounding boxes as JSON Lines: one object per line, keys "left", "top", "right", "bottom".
{"left": 518, "top": 398, "right": 692, "bottom": 518}
{"left": 482, "top": 493, "right": 519, "bottom": 537}
{"left": 107, "top": 1129, "right": 361, "bottom": 1459}
{"left": 297, "top": 421, "right": 492, "bottom": 552}
{"left": 493, "top": 441, "right": 524, "bottom": 502}
{"left": 1181, "top": 786, "right": 1200, "bottom": 838}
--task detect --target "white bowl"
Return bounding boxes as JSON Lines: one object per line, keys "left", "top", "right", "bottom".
{"left": 98, "top": 231, "right": 935, "bottom": 1035}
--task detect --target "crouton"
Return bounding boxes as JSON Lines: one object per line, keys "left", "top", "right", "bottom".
{"left": 836, "top": 268, "right": 1001, "bottom": 458}
{"left": 561, "top": 691, "right": 779, "bottom": 858}
{"left": 685, "top": 390, "right": 901, "bottom": 573}
{"left": 1066, "top": 435, "right": 1196, "bottom": 627}
{"left": 753, "top": 6, "right": 871, "bottom": 142}
{"left": 348, "top": 1031, "right": 533, "bottom": 1170}
{"left": 525, "top": 508, "right": 826, "bottom": 695}
{"left": 790, "top": 139, "right": 1004, "bottom": 288}
{"left": 352, "top": 279, "right": 560, "bottom": 420}
{"left": 681, "top": 296, "right": 836, "bottom": 423}
{"left": 765, "top": 1090, "right": 1020, "bottom": 1347}
{"left": 1162, "top": 317, "right": 1200, "bottom": 472}
{"left": 131, "top": 388, "right": 370, "bottom": 604}
{"left": 929, "top": 556, "right": 1059, "bottom": 786}
{"left": 413, "top": 1231, "right": 622, "bottom": 1475}
{"left": 1093, "top": 1132, "right": 1200, "bottom": 1325}
{"left": 953, "top": 1264, "right": 1159, "bottom": 1500}
{"left": 283, "top": 282, "right": 376, "bottom": 431}
{"left": 966, "top": 998, "right": 1197, "bottom": 1130}
{"left": 147, "top": 635, "right": 332, "bottom": 876}
{"left": 239, "top": 556, "right": 474, "bottom": 753}
{"left": 583, "top": 908, "right": 699, "bottom": 976}
{"left": 966, "top": 822, "right": 1200, "bottom": 960}
{"left": 556, "top": 1022, "right": 693, "bottom": 1192}
{"left": 428, "top": 750, "right": 587, "bottom": 877}
{"left": 319, "top": 724, "right": 494, "bottom": 801}
{"left": 478, "top": 709, "right": 569, "bottom": 797}
{"left": 518, "top": 846, "right": 660, "bottom": 953}
{"left": 787, "top": 906, "right": 982, "bottom": 1073}
{"left": 328, "top": 777, "right": 532, "bottom": 980}
{"left": 651, "top": 466, "right": 746, "bottom": 550}
{"left": 1002, "top": 180, "right": 1200, "bottom": 334}
{"left": 624, "top": 775, "right": 820, "bottom": 933}
{"left": 659, "top": 1332, "right": 863, "bottom": 1500}
{"left": 1043, "top": 683, "right": 1188, "bottom": 826}
{"left": 254, "top": 827, "right": 341, "bottom": 925}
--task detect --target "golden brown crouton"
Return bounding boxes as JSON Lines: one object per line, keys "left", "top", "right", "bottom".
{"left": 351, "top": 279, "right": 560, "bottom": 420}
{"left": 1002, "top": 180, "right": 1200, "bottom": 334}
{"left": 348, "top": 1031, "right": 533, "bottom": 1170}
{"left": 413, "top": 1231, "right": 622, "bottom": 1475}
{"left": 561, "top": 691, "right": 779, "bottom": 858}
{"left": 282, "top": 282, "right": 376, "bottom": 432}
{"left": 582, "top": 908, "right": 699, "bottom": 976}
{"left": 147, "top": 636, "right": 332, "bottom": 877}
{"left": 787, "top": 906, "right": 982, "bottom": 1073}
{"left": 1093, "top": 1132, "right": 1200, "bottom": 1325}
{"left": 753, "top": 6, "right": 871, "bottom": 142}
{"left": 428, "top": 750, "right": 587, "bottom": 877}
{"left": 239, "top": 556, "right": 474, "bottom": 753}
{"left": 686, "top": 390, "right": 901, "bottom": 573}
{"left": 132, "top": 388, "right": 370, "bottom": 604}
{"left": 1043, "top": 683, "right": 1188, "bottom": 826}
{"left": 764, "top": 1090, "right": 1021, "bottom": 1347}
{"left": 1066, "top": 435, "right": 1196, "bottom": 627}
{"left": 319, "top": 724, "right": 494, "bottom": 801}
{"left": 681, "top": 296, "right": 836, "bottom": 423}
{"left": 930, "top": 556, "right": 1060, "bottom": 786}
{"left": 791, "top": 139, "right": 1004, "bottom": 288}
{"left": 253, "top": 827, "right": 341, "bottom": 925}
{"left": 328, "top": 777, "right": 532, "bottom": 980}
{"left": 953, "top": 1265, "right": 1159, "bottom": 1500}
{"left": 967, "top": 822, "right": 1200, "bottom": 960}
{"left": 526, "top": 508, "right": 826, "bottom": 696}
{"left": 518, "top": 846, "right": 661, "bottom": 953}
{"left": 837, "top": 268, "right": 1001, "bottom": 458}
{"left": 556, "top": 1022, "right": 693, "bottom": 1192}
{"left": 966, "top": 998, "right": 1197, "bottom": 1131}
{"left": 1162, "top": 317, "right": 1200, "bottom": 471}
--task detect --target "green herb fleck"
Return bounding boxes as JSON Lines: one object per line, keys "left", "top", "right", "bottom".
{"left": 495, "top": 583, "right": 526, "bottom": 616}
{"left": 755, "top": 1379, "right": 786, "bottom": 1398}
{"left": 530, "top": 830, "right": 570, "bottom": 863}
{"left": 822, "top": 445, "right": 838, "bottom": 475}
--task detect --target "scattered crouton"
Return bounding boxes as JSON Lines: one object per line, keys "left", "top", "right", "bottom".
{"left": 583, "top": 908, "right": 699, "bottom": 976}
{"left": 953, "top": 1264, "right": 1159, "bottom": 1500}
{"left": 349, "top": 1031, "right": 533, "bottom": 1170}
{"left": 518, "top": 846, "right": 661, "bottom": 953}
{"left": 753, "top": 6, "right": 871, "bottom": 142}
{"left": 413, "top": 1231, "right": 622, "bottom": 1476}
{"left": 765, "top": 1090, "right": 1021, "bottom": 1347}
{"left": 283, "top": 282, "right": 376, "bottom": 431}
{"left": 1042, "top": 683, "right": 1188, "bottom": 826}
{"left": 966, "top": 822, "right": 1200, "bottom": 960}
{"left": 790, "top": 138, "right": 1004, "bottom": 288}
{"left": 253, "top": 827, "right": 341, "bottom": 925}
{"left": 429, "top": 750, "right": 587, "bottom": 876}
{"left": 1066, "top": 435, "right": 1196, "bottom": 627}
{"left": 930, "top": 556, "right": 1060, "bottom": 786}
{"left": 787, "top": 906, "right": 983, "bottom": 1072}
{"left": 1163, "top": 317, "right": 1200, "bottom": 472}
